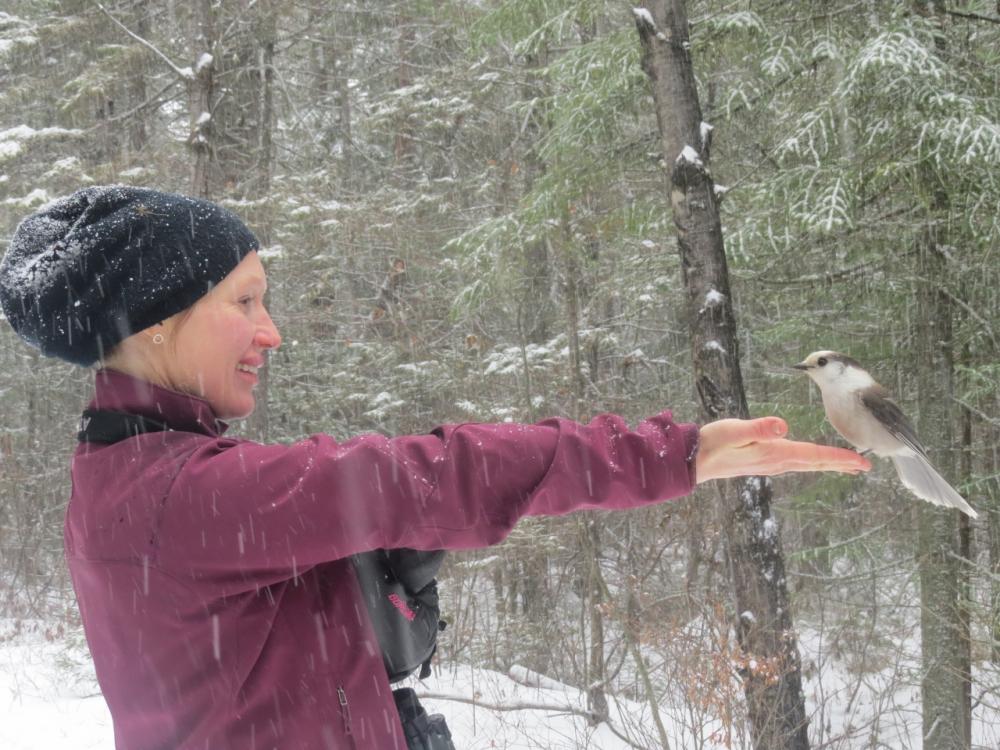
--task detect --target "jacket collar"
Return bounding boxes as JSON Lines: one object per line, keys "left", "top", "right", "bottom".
{"left": 90, "top": 369, "right": 228, "bottom": 437}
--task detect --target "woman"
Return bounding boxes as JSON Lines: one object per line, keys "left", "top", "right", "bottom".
{"left": 0, "top": 186, "right": 869, "bottom": 750}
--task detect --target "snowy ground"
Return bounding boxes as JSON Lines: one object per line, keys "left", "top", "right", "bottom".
{"left": 1, "top": 617, "right": 674, "bottom": 750}
{"left": 3, "top": 617, "right": 1000, "bottom": 749}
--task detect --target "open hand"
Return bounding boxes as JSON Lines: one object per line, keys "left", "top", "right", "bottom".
{"left": 695, "top": 417, "right": 871, "bottom": 484}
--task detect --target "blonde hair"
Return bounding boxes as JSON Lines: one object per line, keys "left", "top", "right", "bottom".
{"left": 99, "top": 305, "right": 196, "bottom": 380}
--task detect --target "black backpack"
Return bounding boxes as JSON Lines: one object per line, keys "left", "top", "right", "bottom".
{"left": 78, "top": 409, "right": 446, "bottom": 683}
{"left": 352, "top": 548, "right": 446, "bottom": 682}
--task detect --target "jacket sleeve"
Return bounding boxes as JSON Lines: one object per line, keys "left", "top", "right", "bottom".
{"left": 155, "top": 412, "right": 699, "bottom": 582}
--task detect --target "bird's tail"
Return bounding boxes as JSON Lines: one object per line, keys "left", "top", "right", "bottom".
{"left": 890, "top": 453, "right": 977, "bottom": 518}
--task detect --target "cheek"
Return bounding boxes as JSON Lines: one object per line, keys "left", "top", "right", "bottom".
{"left": 209, "top": 313, "right": 254, "bottom": 352}
{"left": 233, "top": 319, "right": 259, "bottom": 351}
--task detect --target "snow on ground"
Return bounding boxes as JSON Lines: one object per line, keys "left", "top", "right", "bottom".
{"left": 1, "top": 618, "right": 689, "bottom": 750}
{"left": 0, "top": 621, "right": 112, "bottom": 750}
{"left": 3, "top": 617, "right": 1000, "bottom": 749}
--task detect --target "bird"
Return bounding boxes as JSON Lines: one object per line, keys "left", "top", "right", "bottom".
{"left": 793, "top": 350, "right": 977, "bottom": 518}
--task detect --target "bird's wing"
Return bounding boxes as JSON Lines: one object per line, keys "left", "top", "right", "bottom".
{"left": 859, "top": 386, "right": 928, "bottom": 458}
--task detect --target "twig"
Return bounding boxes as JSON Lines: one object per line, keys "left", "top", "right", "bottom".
{"left": 88, "top": 78, "right": 181, "bottom": 129}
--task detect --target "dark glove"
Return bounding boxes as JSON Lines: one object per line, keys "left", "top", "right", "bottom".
{"left": 392, "top": 688, "right": 456, "bottom": 750}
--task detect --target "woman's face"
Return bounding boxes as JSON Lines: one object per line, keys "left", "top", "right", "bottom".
{"left": 160, "top": 251, "right": 281, "bottom": 419}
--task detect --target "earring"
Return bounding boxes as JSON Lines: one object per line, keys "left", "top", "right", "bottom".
{"left": 152, "top": 333, "right": 164, "bottom": 345}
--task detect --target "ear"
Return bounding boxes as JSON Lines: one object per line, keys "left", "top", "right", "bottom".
{"left": 141, "top": 321, "right": 168, "bottom": 346}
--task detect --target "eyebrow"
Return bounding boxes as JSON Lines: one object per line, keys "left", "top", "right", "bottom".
{"left": 242, "top": 275, "right": 268, "bottom": 293}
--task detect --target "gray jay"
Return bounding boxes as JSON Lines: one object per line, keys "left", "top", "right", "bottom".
{"left": 794, "top": 350, "right": 977, "bottom": 518}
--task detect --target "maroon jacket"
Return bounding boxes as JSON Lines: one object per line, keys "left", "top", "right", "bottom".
{"left": 66, "top": 369, "right": 699, "bottom": 749}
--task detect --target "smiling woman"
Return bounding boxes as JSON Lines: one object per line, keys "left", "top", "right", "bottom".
{"left": 0, "top": 186, "right": 869, "bottom": 750}
{"left": 103, "top": 252, "right": 282, "bottom": 420}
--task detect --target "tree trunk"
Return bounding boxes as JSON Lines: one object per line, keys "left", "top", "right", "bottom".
{"left": 634, "top": 4, "right": 809, "bottom": 749}
{"left": 558, "top": 223, "right": 609, "bottom": 722}
{"left": 188, "top": 0, "right": 216, "bottom": 198}
{"left": 244, "top": 1, "right": 277, "bottom": 443}
{"left": 256, "top": 7, "right": 275, "bottom": 198}
{"left": 394, "top": 11, "right": 416, "bottom": 177}
{"left": 958, "top": 389, "right": 972, "bottom": 744}
{"left": 623, "top": 519, "right": 672, "bottom": 749}
{"left": 335, "top": 32, "right": 354, "bottom": 192}
{"left": 913, "top": 5, "right": 970, "bottom": 747}
{"left": 990, "top": 404, "right": 1000, "bottom": 664}
{"left": 915, "top": 193, "right": 968, "bottom": 750}
{"left": 127, "top": 7, "right": 151, "bottom": 154}
{"left": 582, "top": 517, "right": 609, "bottom": 726}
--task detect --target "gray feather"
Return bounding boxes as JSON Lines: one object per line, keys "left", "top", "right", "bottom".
{"left": 890, "top": 453, "right": 977, "bottom": 518}
{"left": 860, "top": 387, "right": 927, "bottom": 457}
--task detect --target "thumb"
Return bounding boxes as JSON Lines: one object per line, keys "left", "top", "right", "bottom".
{"left": 753, "top": 416, "right": 788, "bottom": 441}
{"left": 709, "top": 417, "right": 788, "bottom": 447}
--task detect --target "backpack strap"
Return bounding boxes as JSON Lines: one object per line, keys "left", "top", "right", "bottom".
{"left": 386, "top": 549, "right": 446, "bottom": 594}
{"left": 78, "top": 409, "right": 171, "bottom": 444}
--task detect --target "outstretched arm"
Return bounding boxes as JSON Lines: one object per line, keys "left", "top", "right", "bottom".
{"left": 695, "top": 417, "right": 871, "bottom": 483}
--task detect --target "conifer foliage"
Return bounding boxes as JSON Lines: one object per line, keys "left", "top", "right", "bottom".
{"left": 1, "top": 1, "right": 999, "bottom": 747}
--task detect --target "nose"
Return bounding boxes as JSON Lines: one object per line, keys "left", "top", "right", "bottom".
{"left": 256, "top": 306, "right": 282, "bottom": 351}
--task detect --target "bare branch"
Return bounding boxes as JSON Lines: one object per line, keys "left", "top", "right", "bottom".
{"left": 939, "top": 287, "right": 1000, "bottom": 352}
{"left": 415, "top": 691, "right": 647, "bottom": 750}
{"left": 92, "top": 1, "right": 194, "bottom": 81}
{"left": 944, "top": 7, "right": 1000, "bottom": 25}
{"left": 415, "top": 690, "right": 599, "bottom": 718}
{"left": 753, "top": 259, "right": 880, "bottom": 288}
{"left": 951, "top": 395, "right": 1000, "bottom": 428}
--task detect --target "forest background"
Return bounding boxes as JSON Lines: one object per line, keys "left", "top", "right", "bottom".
{"left": 1, "top": 1, "right": 999, "bottom": 748}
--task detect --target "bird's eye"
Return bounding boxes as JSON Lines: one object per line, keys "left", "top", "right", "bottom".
{"left": 817, "top": 357, "right": 828, "bottom": 367}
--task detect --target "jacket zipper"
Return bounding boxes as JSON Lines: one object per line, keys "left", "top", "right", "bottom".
{"left": 338, "top": 685, "right": 354, "bottom": 740}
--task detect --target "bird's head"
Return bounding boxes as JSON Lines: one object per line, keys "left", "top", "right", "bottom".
{"left": 793, "top": 350, "right": 874, "bottom": 392}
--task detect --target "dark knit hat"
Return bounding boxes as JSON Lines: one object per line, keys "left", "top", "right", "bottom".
{"left": 0, "top": 185, "right": 258, "bottom": 366}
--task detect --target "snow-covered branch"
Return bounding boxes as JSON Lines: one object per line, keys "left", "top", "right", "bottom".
{"left": 631, "top": 7, "right": 657, "bottom": 34}
{"left": 417, "top": 689, "right": 598, "bottom": 718}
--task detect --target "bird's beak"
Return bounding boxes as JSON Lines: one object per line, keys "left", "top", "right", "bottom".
{"left": 792, "top": 362, "right": 810, "bottom": 371}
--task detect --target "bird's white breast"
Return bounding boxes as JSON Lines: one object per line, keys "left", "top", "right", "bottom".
{"left": 820, "top": 387, "right": 909, "bottom": 456}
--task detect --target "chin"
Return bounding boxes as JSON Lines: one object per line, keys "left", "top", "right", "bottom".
{"left": 230, "top": 405, "right": 256, "bottom": 421}
{"left": 215, "top": 398, "right": 256, "bottom": 421}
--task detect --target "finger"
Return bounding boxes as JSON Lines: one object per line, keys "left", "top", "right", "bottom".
{"left": 767, "top": 441, "right": 872, "bottom": 473}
